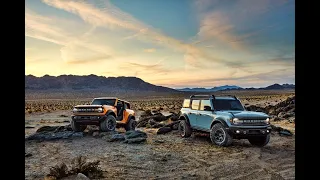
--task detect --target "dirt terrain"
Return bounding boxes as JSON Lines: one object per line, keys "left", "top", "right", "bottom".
{"left": 25, "top": 91, "right": 295, "bottom": 180}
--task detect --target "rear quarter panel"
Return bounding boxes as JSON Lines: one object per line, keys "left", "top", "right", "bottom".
{"left": 121, "top": 109, "right": 135, "bottom": 123}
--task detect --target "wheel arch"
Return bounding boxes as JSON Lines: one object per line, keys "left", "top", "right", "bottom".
{"left": 179, "top": 114, "right": 190, "bottom": 125}
{"left": 106, "top": 110, "right": 116, "bottom": 118}
{"left": 210, "top": 118, "right": 229, "bottom": 129}
{"left": 127, "top": 114, "right": 135, "bottom": 121}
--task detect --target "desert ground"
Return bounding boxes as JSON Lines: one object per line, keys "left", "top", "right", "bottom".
{"left": 25, "top": 90, "right": 295, "bottom": 180}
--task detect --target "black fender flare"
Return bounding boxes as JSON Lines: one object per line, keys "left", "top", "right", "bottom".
{"left": 210, "top": 118, "right": 229, "bottom": 129}
{"left": 179, "top": 114, "right": 191, "bottom": 126}
{"left": 127, "top": 115, "right": 136, "bottom": 122}
{"left": 105, "top": 110, "right": 116, "bottom": 118}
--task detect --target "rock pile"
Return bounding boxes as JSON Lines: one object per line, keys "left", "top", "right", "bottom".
{"left": 136, "top": 110, "right": 180, "bottom": 134}
{"left": 26, "top": 124, "right": 149, "bottom": 144}
{"left": 25, "top": 125, "right": 83, "bottom": 141}
{"left": 100, "top": 130, "right": 148, "bottom": 144}
{"left": 245, "top": 96, "right": 295, "bottom": 122}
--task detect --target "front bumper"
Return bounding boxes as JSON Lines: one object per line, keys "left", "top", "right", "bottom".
{"left": 227, "top": 125, "right": 272, "bottom": 138}
{"left": 71, "top": 115, "right": 106, "bottom": 125}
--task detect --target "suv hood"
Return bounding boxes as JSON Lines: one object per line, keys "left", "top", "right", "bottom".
{"left": 219, "top": 110, "right": 269, "bottom": 119}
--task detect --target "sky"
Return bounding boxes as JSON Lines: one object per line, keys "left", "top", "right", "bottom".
{"left": 25, "top": 0, "right": 295, "bottom": 88}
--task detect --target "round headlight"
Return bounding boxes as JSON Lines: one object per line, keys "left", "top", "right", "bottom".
{"left": 233, "top": 118, "right": 240, "bottom": 123}
{"left": 265, "top": 118, "right": 270, "bottom": 123}
{"left": 73, "top": 108, "right": 78, "bottom": 112}
{"left": 97, "top": 107, "right": 103, "bottom": 113}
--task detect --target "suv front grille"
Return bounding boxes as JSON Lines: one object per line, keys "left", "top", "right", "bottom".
{"left": 237, "top": 119, "right": 267, "bottom": 126}
{"left": 76, "top": 107, "right": 99, "bottom": 112}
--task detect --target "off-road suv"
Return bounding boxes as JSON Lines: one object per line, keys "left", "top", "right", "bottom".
{"left": 71, "top": 97, "right": 136, "bottom": 132}
{"left": 178, "top": 95, "right": 272, "bottom": 147}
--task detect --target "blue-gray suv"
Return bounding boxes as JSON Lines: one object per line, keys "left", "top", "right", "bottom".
{"left": 178, "top": 95, "right": 272, "bottom": 147}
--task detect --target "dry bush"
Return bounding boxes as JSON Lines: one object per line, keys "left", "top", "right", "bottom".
{"left": 48, "top": 163, "right": 69, "bottom": 179}
{"left": 70, "top": 156, "right": 103, "bottom": 178}
{"left": 46, "top": 156, "right": 103, "bottom": 179}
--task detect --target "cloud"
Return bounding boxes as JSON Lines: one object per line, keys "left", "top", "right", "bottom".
{"left": 41, "top": 0, "right": 239, "bottom": 68}
{"left": 163, "top": 68, "right": 294, "bottom": 88}
{"left": 119, "top": 61, "right": 172, "bottom": 76}
{"left": 63, "top": 55, "right": 112, "bottom": 64}
{"left": 25, "top": 8, "right": 115, "bottom": 64}
{"left": 143, "top": 48, "right": 156, "bottom": 53}
{"left": 192, "top": 0, "right": 289, "bottom": 53}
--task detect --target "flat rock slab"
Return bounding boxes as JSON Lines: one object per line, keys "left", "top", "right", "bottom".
{"left": 25, "top": 131, "right": 83, "bottom": 141}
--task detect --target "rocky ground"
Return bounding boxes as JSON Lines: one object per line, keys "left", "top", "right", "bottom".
{"left": 25, "top": 93, "right": 295, "bottom": 180}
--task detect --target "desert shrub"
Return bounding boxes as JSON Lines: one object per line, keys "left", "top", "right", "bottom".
{"left": 48, "top": 163, "right": 69, "bottom": 179}
{"left": 46, "top": 156, "right": 103, "bottom": 179}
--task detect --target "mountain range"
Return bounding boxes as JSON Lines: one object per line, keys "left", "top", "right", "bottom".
{"left": 25, "top": 75, "right": 176, "bottom": 92}
{"left": 176, "top": 85, "right": 242, "bottom": 92}
{"left": 25, "top": 75, "right": 294, "bottom": 92}
{"left": 176, "top": 83, "right": 295, "bottom": 92}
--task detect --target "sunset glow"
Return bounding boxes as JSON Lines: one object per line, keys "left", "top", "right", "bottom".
{"left": 25, "top": 0, "right": 295, "bottom": 88}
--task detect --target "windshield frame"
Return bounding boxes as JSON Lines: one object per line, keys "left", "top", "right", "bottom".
{"left": 211, "top": 98, "right": 245, "bottom": 111}
{"left": 91, "top": 99, "right": 116, "bottom": 106}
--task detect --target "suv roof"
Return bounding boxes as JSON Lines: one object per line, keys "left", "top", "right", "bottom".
{"left": 94, "top": 97, "right": 130, "bottom": 104}
{"left": 189, "top": 94, "right": 238, "bottom": 100}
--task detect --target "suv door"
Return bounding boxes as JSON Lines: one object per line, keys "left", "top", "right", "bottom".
{"left": 116, "top": 101, "right": 124, "bottom": 120}
{"left": 189, "top": 99, "right": 200, "bottom": 128}
{"left": 197, "top": 99, "right": 214, "bottom": 131}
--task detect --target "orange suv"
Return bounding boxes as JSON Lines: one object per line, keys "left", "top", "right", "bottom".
{"left": 71, "top": 97, "right": 136, "bottom": 132}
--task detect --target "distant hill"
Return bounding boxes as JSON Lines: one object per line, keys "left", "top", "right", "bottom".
{"left": 176, "top": 85, "right": 243, "bottom": 92}
{"left": 25, "top": 75, "right": 177, "bottom": 93}
{"left": 176, "top": 84, "right": 294, "bottom": 92}
{"left": 260, "top": 83, "right": 295, "bottom": 90}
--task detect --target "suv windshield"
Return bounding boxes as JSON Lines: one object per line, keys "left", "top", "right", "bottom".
{"left": 91, "top": 99, "right": 116, "bottom": 106}
{"left": 213, "top": 99, "right": 244, "bottom": 111}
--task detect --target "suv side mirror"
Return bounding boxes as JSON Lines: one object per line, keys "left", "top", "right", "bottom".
{"left": 204, "top": 105, "right": 212, "bottom": 111}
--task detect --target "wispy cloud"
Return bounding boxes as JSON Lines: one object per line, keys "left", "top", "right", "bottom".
{"left": 41, "top": 0, "right": 237, "bottom": 68}
{"left": 143, "top": 48, "right": 156, "bottom": 53}
{"left": 25, "top": 8, "right": 115, "bottom": 64}
{"left": 192, "top": 0, "right": 287, "bottom": 53}
{"left": 119, "top": 61, "right": 172, "bottom": 77}
{"left": 163, "top": 68, "right": 294, "bottom": 88}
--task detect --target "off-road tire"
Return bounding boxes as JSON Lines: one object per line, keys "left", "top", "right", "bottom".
{"left": 210, "top": 123, "right": 233, "bottom": 146}
{"left": 248, "top": 134, "right": 270, "bottom": 147}
{"left": 178, "top": 120, "right": 192, "bottom": 138}
{"left": 71, "top": 119, "right": 87, "bottom": 132}
{"left": 125, "top": 118, "right": 137, "bottom": 131}
{"left": 100, "top": 115, "right": 116, "bottom": 132}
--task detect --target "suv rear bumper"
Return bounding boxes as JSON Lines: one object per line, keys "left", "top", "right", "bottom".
{"left": 71, "top": 115, "right": 106, "bottom": 125}
{"left": 227, "top": 125, "right": 272, "bottom": 138}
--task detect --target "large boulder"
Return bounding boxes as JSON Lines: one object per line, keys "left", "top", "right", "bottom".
{"left": 109, "top": 134, "right": 125, "bottom": 142}
{"left": 123, "top": 130, "right": 147, "bottom": 144}
{"left": 26, "top": 131, "right": 80, "bottom": 141}
{"left": 36, "top": 126, "right": 59, "bottom": 133}
{"left": 125, "top": 130, "right": 147, "bottom": 139}
{"left": 26, "top": 125, "right": 84, "bottom": 141}
{"left": 153, "top": 113, "right": 167, "bottom": 122}
{"left": 123, "top": 137, "right": 147, "bottom": 144}
{"left": 76, "top": 173, "right": 90, "bottom": 180}
{"left": 157, "top": 127, "right": 172, "bottom": 134}
{"left": 163, "top": 121, "right": 180, "bottom": 130}
{"left": 141, "top": 110, "right": 152, "bottom": 117}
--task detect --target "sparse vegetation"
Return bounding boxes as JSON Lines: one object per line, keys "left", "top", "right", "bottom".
{"left": 46, "top": 156, "right": 103, "bottom": 179}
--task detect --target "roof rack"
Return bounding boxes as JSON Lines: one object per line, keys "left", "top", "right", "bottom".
{"left": 190, "top": 94, "right": 215, "bottom": 99}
